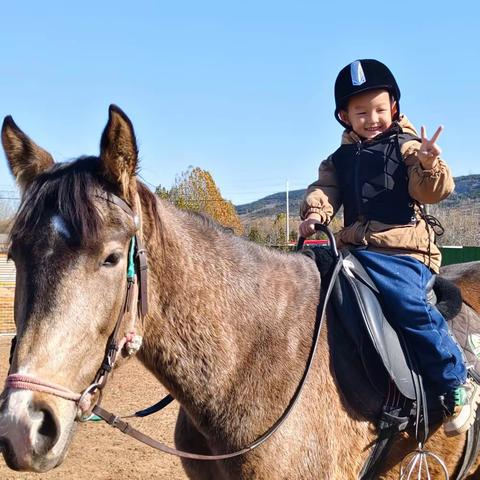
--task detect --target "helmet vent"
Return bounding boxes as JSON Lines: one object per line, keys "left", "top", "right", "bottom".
{"left": 350, "top": 60, "right": 366, "bottom": 86}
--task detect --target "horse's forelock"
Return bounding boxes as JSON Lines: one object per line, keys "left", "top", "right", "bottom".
{"left": 10, "top": 156, "right": 110, "bottom": 247}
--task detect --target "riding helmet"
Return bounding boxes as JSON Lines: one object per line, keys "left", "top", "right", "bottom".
{"left": 334, "top": 59, "right": 401, "bottom": 128}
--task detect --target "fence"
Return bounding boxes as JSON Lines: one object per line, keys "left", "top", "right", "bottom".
{"left": 0, "top": 252, "right": 15, "bottom": 334}
{"left": 440, "top": 246, "right": 480, "bottom": 265}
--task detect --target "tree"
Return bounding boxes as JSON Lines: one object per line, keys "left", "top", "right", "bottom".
{"left": 247, "top": 225, "right": 264, "bottom": 244}
{"left": 273, "top": 213, "right": 287, "bottom": 247}
{"left": 156, "top": 167, "right": 243, "bottom": 235}
{"left": 154, "top": 185, "right": 170, "bottom": 201}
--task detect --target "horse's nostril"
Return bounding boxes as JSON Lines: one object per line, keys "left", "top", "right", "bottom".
{"left": 32, "top": 406, "right": 60, "bottom": 456}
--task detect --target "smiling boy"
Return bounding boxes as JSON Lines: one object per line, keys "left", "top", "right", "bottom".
{"left": 299, "top": 59, "right": 479, "bottom": 436}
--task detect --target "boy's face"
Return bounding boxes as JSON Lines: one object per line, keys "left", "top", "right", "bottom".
{"left": 339, "top": 89, "right": 397, "bottom": 140}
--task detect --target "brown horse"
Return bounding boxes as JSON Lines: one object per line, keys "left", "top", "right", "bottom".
{"left": 0, "top": 105, "right": 479, "bottom": 479}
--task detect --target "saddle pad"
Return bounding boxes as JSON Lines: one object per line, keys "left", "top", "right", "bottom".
{"left": 449, "top": 302, "right": 480, "bottom": 383}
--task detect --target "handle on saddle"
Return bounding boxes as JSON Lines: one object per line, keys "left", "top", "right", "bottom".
{"left": 296, "top": 223, "right": 339, "bottom": 259}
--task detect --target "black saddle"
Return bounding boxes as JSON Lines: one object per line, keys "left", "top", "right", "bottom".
{"left": 303, "top": 245, "right": 480, "bottom": 418}
{"left": 332, "top": 251, "right": 417, "bottom": 402}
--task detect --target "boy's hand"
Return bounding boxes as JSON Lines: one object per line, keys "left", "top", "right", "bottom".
{"left": 419, "top": 125, "right": 443, "bottom": 170}
{"left": 299, "top": 218, "right": 321, "bottom": 238}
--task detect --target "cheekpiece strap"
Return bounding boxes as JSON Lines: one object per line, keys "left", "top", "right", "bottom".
{"left": 135, "top": 234, "right": 149, "bottom": 317}
{"left": 97, "top": 192, "right": 148, "bottom": 317}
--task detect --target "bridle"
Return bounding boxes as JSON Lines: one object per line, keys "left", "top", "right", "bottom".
{"left": 5, "top": 193, "right": 343, "bottom": 461}
{"left": 6, "top": 193, "right": 148, "bottom": 419}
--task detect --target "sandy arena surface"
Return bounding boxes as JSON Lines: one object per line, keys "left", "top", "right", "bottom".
{"left": 0, "top": 337, "right": 189, "bottom": 480}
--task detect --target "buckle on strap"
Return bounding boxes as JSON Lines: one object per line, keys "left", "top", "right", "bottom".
{"left": 94, "top": 406, "right": 131, "bottom": 434}
{"left": 111, "top": 415, "right": 130, "bottom": 433}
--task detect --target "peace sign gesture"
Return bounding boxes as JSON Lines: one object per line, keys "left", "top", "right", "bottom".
{"left": 418, "top": 125, "right": 443, "bottom": 169}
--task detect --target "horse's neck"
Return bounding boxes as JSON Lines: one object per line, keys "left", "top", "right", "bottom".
{"left": 139, "top": 200, "right": 330, "bottom": 437}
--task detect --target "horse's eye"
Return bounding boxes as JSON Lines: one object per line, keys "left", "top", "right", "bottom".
{"left": 102, "top": 253, "right": 121, "bottom": 267}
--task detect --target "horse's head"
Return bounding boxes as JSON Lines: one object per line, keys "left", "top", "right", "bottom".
{"left": 0, "top": 106, "right": 142, "bottom": 471}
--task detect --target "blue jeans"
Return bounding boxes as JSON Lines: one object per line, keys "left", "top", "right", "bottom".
{"left": 352, "top": 250, "right": 466, "bottom": 395}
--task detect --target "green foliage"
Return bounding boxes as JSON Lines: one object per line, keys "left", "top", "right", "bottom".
{"left": 154, "top": 185, "right": 170, "bottom": 200}
{"left": 247, "top": 226, "right": 264, "bottom": 244}
{"left": 273, "top": 213, "right": 287, "bottom": 247}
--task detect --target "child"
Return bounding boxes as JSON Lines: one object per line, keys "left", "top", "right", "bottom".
{"left": 299, "top": 59, "right": 479, "bottom": 436}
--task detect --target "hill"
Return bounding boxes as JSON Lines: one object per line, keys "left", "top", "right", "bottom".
{"left": 236, "top": 174, "right": 480, "bottom": 219}
{"left": 443, "top": 174, "right": 480, "bottom": 205}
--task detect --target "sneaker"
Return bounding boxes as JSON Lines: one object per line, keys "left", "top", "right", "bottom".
{"left": 443, "top": 380, "right": 480, "bottom": 436}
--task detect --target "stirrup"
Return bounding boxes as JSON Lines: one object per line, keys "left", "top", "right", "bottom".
{"left": 399, "top": 444, "right": 449, "bottom": 479}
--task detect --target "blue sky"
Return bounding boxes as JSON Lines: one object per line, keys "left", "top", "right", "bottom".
{"left": 1, "top": 1, "right": 479, "bottom": 205}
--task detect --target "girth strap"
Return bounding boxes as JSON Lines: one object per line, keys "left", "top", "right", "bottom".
{"left": 358, "top": 407, "right": 410, "bottom": 480}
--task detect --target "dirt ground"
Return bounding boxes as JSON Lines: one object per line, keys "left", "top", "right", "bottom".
{"left": 0, "top": 336, "right": 189, "bottom": 480}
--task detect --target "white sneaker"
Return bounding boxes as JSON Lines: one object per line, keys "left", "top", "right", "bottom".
{"left": 443, "top": 380, "right": 480, "bottom": 437}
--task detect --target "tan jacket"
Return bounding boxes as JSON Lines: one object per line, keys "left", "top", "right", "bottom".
{"left": 300, "top": 115, "right": 454, "bottom": 273}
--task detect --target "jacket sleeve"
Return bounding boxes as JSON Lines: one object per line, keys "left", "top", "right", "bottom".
{"left": 401, "top": 139, "right": 455, "bottom": 204}
{"left": 299, "top": 156, "right": 342, "bottom": 223}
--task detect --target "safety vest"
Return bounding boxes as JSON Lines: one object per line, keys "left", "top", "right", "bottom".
{"left": 331, "top": 125, "right": 420, "bottom": 227}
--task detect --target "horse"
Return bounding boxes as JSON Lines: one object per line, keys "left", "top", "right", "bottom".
{"left": 1, "top": 105, "right": 479, "bottom": 479}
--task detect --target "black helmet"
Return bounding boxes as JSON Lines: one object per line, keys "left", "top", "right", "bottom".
{"left": 334, "top": 59, "right": 401, "bottom": 128}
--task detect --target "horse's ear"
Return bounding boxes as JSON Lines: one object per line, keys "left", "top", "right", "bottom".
{"left": 1, "top": 116, "right": 54, "bottom": 191}
{"left": 100, "top": 105, "right": 138, "bottom": 198}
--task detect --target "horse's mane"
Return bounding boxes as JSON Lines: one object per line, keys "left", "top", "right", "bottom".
{"left": 10, "top": 157, "right": 116, "bottom": 247}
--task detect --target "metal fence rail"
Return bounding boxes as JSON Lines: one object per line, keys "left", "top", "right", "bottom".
{"left": 0, "top": 253, "right": 15, "bottom": 334}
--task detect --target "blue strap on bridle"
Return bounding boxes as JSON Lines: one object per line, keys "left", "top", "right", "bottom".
{"left": 127, "top": 237, "right": 136, "bottom": 280}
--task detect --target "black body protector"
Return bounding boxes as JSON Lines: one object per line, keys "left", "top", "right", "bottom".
{"left": 331, "top": 124, "right": 420, "bottom": 227}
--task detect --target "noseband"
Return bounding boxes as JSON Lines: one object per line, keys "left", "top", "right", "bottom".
{"left": 6, "top": 192, "right": 149, "bottom": 419}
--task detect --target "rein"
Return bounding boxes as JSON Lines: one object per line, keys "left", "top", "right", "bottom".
{"left": 6, "top": 199, "right": 342, "bottom": 461}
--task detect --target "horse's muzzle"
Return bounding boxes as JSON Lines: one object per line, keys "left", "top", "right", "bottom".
{"left": 0, "top": 388, "right": 74, "bottom": 472}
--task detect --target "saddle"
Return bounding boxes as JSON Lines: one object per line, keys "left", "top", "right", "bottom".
{"left": 303, "top": 245, "right": 480, "bottom": 479}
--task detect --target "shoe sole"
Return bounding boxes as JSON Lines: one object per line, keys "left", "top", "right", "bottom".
{"left": 444, "top": 383, "right": 480, "bottom": 437}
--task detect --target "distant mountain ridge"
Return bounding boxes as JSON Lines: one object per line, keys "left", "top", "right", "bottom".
{"left": 236, "top": 174, "right": 480, "bottom": 219}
